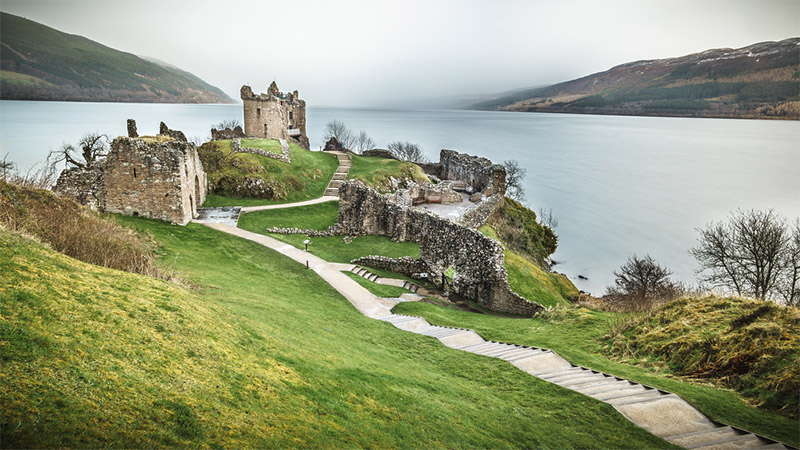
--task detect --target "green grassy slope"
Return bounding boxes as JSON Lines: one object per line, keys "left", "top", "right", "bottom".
{"left": 0, "top": 12, "right": 232, "bottom": 103}
{"left": 392, "top": 301, "right": 800, "bottom": 446}
{"left": 200, "top": 140, "right": 339, "bottom": 207}
{"left": 347, "top": 154, "right": 429, "bottom": 192}
{"left": 608, "top": 296, "right": 800, "bottom": 419}
{"left": 0, "top": 220, "right": 677, "bottom": 448}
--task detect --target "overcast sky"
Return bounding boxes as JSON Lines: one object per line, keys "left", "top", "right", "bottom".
{"left": 2, "top": 0, "right": 798, "bottom": 106}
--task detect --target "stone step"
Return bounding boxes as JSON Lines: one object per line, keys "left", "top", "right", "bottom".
{"left": 382, "top": 315, "right": 420, "bottom": 324}
{"left": 332, "top": 173, "right": 347, "bottom": 180}
{"left": 667, "top": 426, "right": 740, "bottom": 448}
{"left": 324, "top": 188, "right": 339, "bottom": 196}
{"left": 556, "top": 373, "right": 612, "bottom": 388}
{"left": 534, "top": 366, "right": 582, "bottom": 378}
{"left": 473, "top": 343, "right": 519, "bottom": 356}
{"left": 458, "top": 341, "right": 498, "bottom": 352}
{"left": 545, "top": 368, "right": 595, "bottom": 383}
{"left": 481, "top": 346, "right": 528, "bottom": 358}
{"left": 605, "top": 389, "right": 666, "bottom": 406}
{"left": 576, "top": 380, "right": 639, "bottom": 395}
{"left": 592, "top": 385, "right": 650, "bottom": 401}
{"left": 328, "top": 180, "right": 344, "bottom": 188}
{"left": 691, "top": 432, "right": 765, "bottom": 450}
{"left": 505, "top": 348, "right": 549, "bottom": 362}
{"left": 399, "top": 293, "right": 422, "bottom": 301}
{"left": 497, "top": 349, "right": 541, "bottom": 361}
{"left": 425, "top": 327, "right": 468, "bottom": 338}
{"left": 563, "top": 376, "right": 621, "bottom": 391}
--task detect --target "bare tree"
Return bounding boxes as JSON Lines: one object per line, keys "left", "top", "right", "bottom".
{"left": 387, "top": 141, "right": 428, "bottom": 163}
{"left": 352, "top": 131, "right": 376, "bottom": 154}
{"left": 323, "top": 120, "right": 354, "bottom": 149}
{"left": 48, "top": 132, "right": 109, "bottom": 169}
{"left": 605, "top": 254, "right": 680, "bottom": 310}
{"left": 538, "top": 208, "right": 559, "bottom": 230}
{"left": 690, "top": 209, "right": 796, "bottom": 302}
{"left": 502, "top": 160, "right": 526, "bottom": 202}
{"left": 778, "top": 220, "right": 800, "bottom": 306}
{"left": 214, "top": 119, "right": 241, "bottom": 130}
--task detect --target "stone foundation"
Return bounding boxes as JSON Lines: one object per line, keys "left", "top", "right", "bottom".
{"left": 211, "top": 126, "right": 245, "bottom": 141}
{"left": 232, "top": 138, "right": 291, "bottom": 163}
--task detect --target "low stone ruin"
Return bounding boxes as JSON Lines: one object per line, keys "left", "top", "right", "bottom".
{"left": 323, "top": 137, "right": 347, "bottom": 152}
{"left": 336, "top": 180, "right": 543, "bottom": 316}
{"left": 232, "top": 138, "right": 291, "bottom": 163}
{"left": 421, "top": 149, "right": 507, "bottom": 202}
{"left": 55, "top": 120, "right": 207, "bottom": 225}
{"left": 210, "top": 126, "right": 245, "bottom": 141}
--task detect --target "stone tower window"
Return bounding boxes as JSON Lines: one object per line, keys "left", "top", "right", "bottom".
{"left": 133, "top": 168, "right": 137, "bottom": 178}
{"left": 257, "top": 108, "right": 261, "bottom": 118}
{"left": 289, "top": 111, "right": 293, "bottom": 120}
{"left": 264, "top": 124, "right": 268, "bottom": 136}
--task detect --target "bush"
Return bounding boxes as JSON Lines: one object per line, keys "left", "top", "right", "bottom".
{"left": 0, "top": 180, "right": 167, "bottom": 279}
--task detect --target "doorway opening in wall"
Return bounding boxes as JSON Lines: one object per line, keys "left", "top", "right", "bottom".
{"left": 264, "top": 124, "right": 268, "bottom": 136}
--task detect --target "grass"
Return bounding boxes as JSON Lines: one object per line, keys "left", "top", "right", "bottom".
{"left": 0, "top": 218, "right": 680, "bottom": 448}
{"left": 241, "top": 139, "right": 282, "bottom": 154}
{"left": 607, "top": 296, "right": 800, "bottom": 419}
{"left": 480, "top": 224, "right": 578, "bottom": 307}
{"left": 392, "top": 301, "right": 800, "bottom": 447}
{"left": 237, "top": 203, "right": 421, "bottom": 264}
{"left": 199, "top": 140, "right": 338, "bottom": 207}
{"left": 343, "top": 272, "right": 412, "bottom": 298}
{"left": 347, "top": 154, "right": 429, "bottom": 192}
{"left": 237, "top": 201, "right": 340, "bottom": 230}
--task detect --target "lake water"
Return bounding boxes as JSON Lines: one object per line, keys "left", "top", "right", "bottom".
{"left": 1, "top": 100, "right": 798, "bottom": 294}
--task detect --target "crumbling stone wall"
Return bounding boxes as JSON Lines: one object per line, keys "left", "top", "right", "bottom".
{"left": 336, "top": 181, "right": 543, "bottom": 316}
{"left": 211, "top": 126, "right": 245, "bottom": 141}
{"left": 241, "top": 82, "right": 309, "bottom": 149}
{"left": 55, "top": 122, "right": 207, "bottom": 226}
{"left": 420, "top": 150, "right": 507, "bottom": 202}
{"left": 351, "top": 256, "right": 430, "bottom": 279}
{"left": 231, "top": 138, "right": 291, "bottom": 163}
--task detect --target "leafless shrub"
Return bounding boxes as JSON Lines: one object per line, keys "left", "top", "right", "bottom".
{"left": 502, "top": 160, "right": 526, "bottom": 202}
{"left": 690, "top": 209, "right": 799, "bottom": 305}
{"left": 0, "top": 153, "right": 15, "bottom": 180}
{"left": 604, "top": 254, "right": 683, "bottom": 311}
{"left": 215, "top": 119, "right": 241, "bottom": 130}
{"left": 323, "top": 120, "right": 355, "bottom": 149}
{"left": 387, "top": 141, "right": 428, "bottom": 163}
{"left": 538, "top": 207, "right": 559, "bottom": 230}
{"left": 352, "top": 131, "right": 376, "bottom": 154}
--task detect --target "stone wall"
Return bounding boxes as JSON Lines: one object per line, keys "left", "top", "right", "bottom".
{"left": 55, "top": 124, "right": 207, "bottom": 226}
{"left": 231, "top": 138, "right": 291, "bottom": 163}
{"left": 211, "top": 126, "right": 245, "bottom": 141}
{"left": 336, "top": 181, "right": 543, "bottom": 316}
{"left": 440, "top": 149, "right": 506, "bottom": 201}
{"left": 241, "top": 82, "right": 309, "bottom": 149}
{"left": 351, "top": 256, "right": 430, "bottom": 278}
{"left": 457, "top": 193, "right": 504, "bottom": 229}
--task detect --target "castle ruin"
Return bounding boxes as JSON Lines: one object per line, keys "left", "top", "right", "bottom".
{"left": 241, "top": 81, "right": 309, "bottom": 149}
{"left": 55, "top": 120, "right": 207, "bottom": 226}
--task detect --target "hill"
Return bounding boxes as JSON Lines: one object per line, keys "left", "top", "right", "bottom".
{"left": 0, "top": 185, "right": 670, "bottom": 448}
{"left": 472, "top": 38, "right": 800, "bottom": 119}
{"left": 0, "top": 12, "right": 233, "bottom": 103}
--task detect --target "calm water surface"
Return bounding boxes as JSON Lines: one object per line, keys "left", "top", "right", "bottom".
{"left": 2, "top": 100, "right": 798, "bottom": 294}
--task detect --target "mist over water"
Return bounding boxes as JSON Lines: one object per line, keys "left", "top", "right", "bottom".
{"left": 2, "top": 101, "right": 798, "bottom": 294}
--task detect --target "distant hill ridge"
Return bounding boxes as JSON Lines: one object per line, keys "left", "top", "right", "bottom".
{"left": 0, "top": 12, "right": 233, "bottom": 103}
{"left": 472, "top": 38, "right": 800, "bottom": 119}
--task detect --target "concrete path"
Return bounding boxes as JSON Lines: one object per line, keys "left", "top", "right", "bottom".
{"left": 204, "top": 222, "right": 794, "bottom": 450}
{"left": 239, "top": 196, "right": 339, "bottom": 214}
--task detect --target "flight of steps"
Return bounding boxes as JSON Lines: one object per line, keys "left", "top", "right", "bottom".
{"left": 324, "top": 151, "right": 352, "bottom": 197}
{"left": 375, "top": 314, "right": 797, "bottom": 450}
{"left": 351, "top": 266, "right": 420, "bottom": 293}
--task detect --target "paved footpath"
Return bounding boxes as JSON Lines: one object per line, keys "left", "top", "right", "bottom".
{"left": 203, "top": 222, "right": 794, "bottom": 450}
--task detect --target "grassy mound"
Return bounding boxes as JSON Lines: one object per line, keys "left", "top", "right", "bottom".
{"left": 0, "top": 216, "right": 676, "bottom": 448}
{"left": 347, "top": 155, "right": 429, "bottom": 192}
{"left": 391, "top": 301, "right": 799, "bottom": 446}
{"left": 605, "top": 296, "right": 800, "bottom": 419}
{"left": 0, "top": 180, "right": 164, "bottom": 278}
{"left": 198, "top": 139, "right": 338, "bottom": 207}
{"left": 487, "top": 197, "right": 557, "bottom": 265}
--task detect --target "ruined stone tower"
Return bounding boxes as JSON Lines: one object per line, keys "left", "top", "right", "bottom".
{"left": 240, "top": 81, "right": 309, "bottom": 149}
{"left": 55, "top": 121, "right": 207, "bottom": 226}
